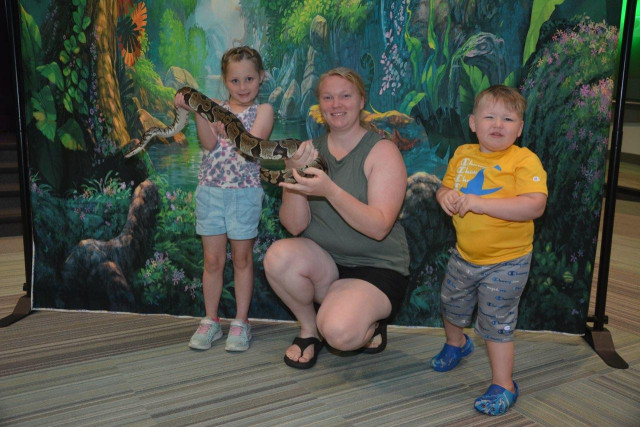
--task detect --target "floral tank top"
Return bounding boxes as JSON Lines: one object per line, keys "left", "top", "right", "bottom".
{"left": 198, "top": 102, "right": 261, "bottom": 188}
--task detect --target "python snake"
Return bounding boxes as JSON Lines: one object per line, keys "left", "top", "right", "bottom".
{"left": 124, "top": 86, "right": 327, "bottom": 184}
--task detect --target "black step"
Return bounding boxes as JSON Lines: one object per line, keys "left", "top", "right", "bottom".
{"left": 0, "top": 206, "right": 21, "bottom": 224}
{"left": 0, "top": 182, "right": 20, "bottom": 197}
{"left": 0, "top": 161, "right": 18, "bottom": 174}
{"left": 0, "top": 133, "right": 18, "bottom": 149}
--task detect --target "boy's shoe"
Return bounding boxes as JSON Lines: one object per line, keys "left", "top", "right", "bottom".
{"left": 225, "top": 319, "right": 252, "bottom": 352}
{"left": 430, "top": 333, "right": 474, "bottom": 372}
{"left": 474, "top": 381, "right": 519, "bottom": 416}
{"left": 188, "top": 318, "right": 223, "bottom": 350}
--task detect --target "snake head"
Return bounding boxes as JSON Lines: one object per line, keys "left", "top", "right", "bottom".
{"left": 122, "top": 138, "right": 142, "bottom": 158}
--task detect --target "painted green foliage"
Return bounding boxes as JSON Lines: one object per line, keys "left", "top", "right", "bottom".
{"left": 523, "top": 0, "right": 566, "bottom": 66}
{"left": 517, "top": 18, "right": 618, "bottom": 331}
{"left": 283, "top": 0, "right": 369, "bottom": 44}
{"left": 22, "top": 0, "right": 621, "bottom": 334}
{"left": 20, "top": 0, "right": 92, "bottom": 191}
{"left": 158, "top": 9, "right": 187, "bottom": 72}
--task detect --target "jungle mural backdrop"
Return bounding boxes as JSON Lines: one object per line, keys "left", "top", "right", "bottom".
{"left": 18, "top": 0, "right": 622, "bottom": 334}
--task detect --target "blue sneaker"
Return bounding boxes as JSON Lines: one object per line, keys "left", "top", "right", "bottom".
{"left": 430, "top": 334, "right": 474, "bottom": 372}
{"left": 474, "top": 381, "right": 519, "bottom": 415}
{"left": 188, "top": 318, "right": 223, "bottom": 350}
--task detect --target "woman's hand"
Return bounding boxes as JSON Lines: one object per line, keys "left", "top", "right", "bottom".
{"left": 279, "top": 167, "right": 333, "bottom": 198}
{"left": 285, "top": 140, "right": 318, "bottom": 170}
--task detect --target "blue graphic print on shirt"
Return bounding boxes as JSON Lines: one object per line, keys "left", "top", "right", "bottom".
{"left": 460, "top": 165, "right": 502, "bottom": 196}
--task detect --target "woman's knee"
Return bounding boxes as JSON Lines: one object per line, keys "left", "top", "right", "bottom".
{"left": 317, "top": 312, "right": 364, "bottom": 351}
{"left": 263, "top": 239, "right": 297, "bottom": 276}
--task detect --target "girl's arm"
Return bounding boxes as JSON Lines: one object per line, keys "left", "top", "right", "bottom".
{"left": 174, "top": 93, "right": 220, "bottom": 151}
{"left": 249, "top": 103, "right": 274, "bottom": 140}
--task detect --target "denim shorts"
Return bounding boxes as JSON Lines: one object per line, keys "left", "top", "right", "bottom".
{"left": 440, "top": 248, "right": 532, "bottom": 342}
{"left": 195, "top": 185, "right": 264, "bottom": 239}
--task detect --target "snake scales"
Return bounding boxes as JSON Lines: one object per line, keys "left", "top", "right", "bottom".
{"left": 124, "top": 86, "right": 328, "bottom": 184}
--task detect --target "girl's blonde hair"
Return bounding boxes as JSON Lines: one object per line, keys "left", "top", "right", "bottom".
{"left": 220, "top": 46, "right": 265, "bottom": 78}
{"left": 315, "top": 67, "right": 369, "bottom": 128}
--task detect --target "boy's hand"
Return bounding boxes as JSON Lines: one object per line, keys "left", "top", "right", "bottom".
{"left": 436, "top": 187, "right": 460, "bottom": 216}
{"left": 456, "top": 194, "right": 484, "bottom": 217}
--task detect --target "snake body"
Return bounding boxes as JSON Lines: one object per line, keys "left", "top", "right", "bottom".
{"left": 124, "top": 86, "right": 327, "bottom": 184}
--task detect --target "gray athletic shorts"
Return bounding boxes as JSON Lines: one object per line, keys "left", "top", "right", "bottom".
{"left": 440, "top": 248, "right": 532, "bottom": 342}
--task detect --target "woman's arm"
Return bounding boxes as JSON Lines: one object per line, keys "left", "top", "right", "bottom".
{"left": 278, "top": 140, "right": 317, "bottom": 235}
{"left": 281, "top": 139, "right": 407, "bottom": 241}
{"left": 331, "top": 139, "right": 406, "bottom": 240}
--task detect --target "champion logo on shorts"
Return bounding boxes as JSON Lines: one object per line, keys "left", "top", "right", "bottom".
{"left": 533, "top": 176, "right": 541, "bottom": 182}
{"left": 504, "top": 325, "right": 511, "bottom": 331}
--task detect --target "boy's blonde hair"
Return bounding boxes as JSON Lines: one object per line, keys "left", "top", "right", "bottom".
{"left": 474, "top": 85, "right": 526, "bottom": 119}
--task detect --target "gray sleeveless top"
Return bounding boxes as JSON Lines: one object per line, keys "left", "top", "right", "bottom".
{"left": 301, "top": 130, "right": 410, "bottom": 276}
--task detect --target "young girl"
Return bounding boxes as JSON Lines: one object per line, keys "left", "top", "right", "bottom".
{"left": 175, "top": 46, "right": 274, "bottom": 352}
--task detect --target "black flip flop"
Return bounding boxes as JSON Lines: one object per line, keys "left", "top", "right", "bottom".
{"left": 362, "top": 319, "right": 387, "bottom": 354}
{"left": 284, "top": 336, "right": 323, "bottom": 369}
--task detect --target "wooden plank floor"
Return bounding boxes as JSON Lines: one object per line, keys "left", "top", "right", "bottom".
{"left": 0, "top": 164, "right": 638, "bottom": 426}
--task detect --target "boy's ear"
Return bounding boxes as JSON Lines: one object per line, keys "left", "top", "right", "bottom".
{"left": 517, "top": 119, "right": 524, "bottom": 137}
{"left": 259, "top": 70, "right": 265, "bottom": 84}
{"left": 469, "top": 114, "right": 476, "bottom": 132}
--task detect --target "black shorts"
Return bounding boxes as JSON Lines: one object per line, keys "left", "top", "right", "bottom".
{"left": 336, "top": 265, "right": 409, "bottom": 318}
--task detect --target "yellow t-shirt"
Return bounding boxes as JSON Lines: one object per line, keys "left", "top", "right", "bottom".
{"left": 442, "top": 144, "right": 548, "bottom": 265}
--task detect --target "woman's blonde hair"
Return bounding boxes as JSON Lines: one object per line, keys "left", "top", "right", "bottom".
{"left": 315, "top": 67, "right": 369, "bottom": 128}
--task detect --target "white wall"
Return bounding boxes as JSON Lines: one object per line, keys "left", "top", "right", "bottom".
{"left": 621, "top": 123, "right": 640, "bottom": 156}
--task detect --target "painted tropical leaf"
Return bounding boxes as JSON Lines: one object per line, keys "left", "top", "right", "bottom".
{"left": 463, "top": 63, "right": 490, "bottom": 94}
{"left": 503, "top": 71, "right": 516, "bottom": 87}
{"left": 31, "top": 86, "right": 57, "bottom": 141}
{"left": 117, "top": 2, "right": 147, "bottom": 66}
{"left": 117, "top": 0, "right": 134, "bottom": 16}
{"left": 118, "top": 16, "right": 139, "bottom": 55}
{"left": 131, "top": 2, "right": 147, "bottom": 36}
{"left": 57, "top": 118, "right": 86, "bottom": 151}
{"left": 20, "top": 4, "right": 42, "bottom": 125}
{"left": 37, "top": 62, "right": 64, "bottom": 91}
{"left": 523, "top": 0, "right": 565, "bottom": 65}
{"left": 399, "top": 90, "right": 426, "bottom": 115}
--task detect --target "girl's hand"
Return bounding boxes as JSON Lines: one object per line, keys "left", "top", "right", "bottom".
{"left": 211, "top": 121, "right": 226, "bottom": 139}
{"left": 174, "top": 93, "right": 193, "bottom": 112}
{"left": 279, "top": 167, "right": 332, "bottom": 198}
{"left": 284, "top": 140, "right": 317, "bottom": 170}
